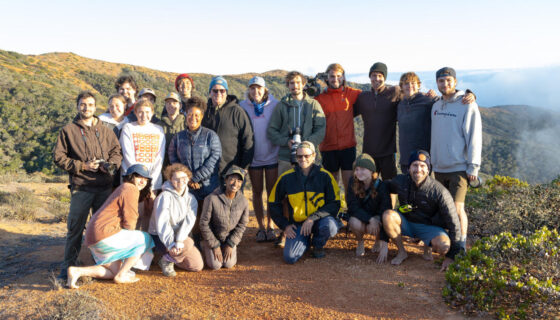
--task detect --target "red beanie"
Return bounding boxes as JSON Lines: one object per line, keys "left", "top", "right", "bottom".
{"left": 175, "top": 73, "right": 194, "bottom": 91}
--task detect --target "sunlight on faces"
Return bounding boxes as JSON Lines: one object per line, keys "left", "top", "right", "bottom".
{"left": 370, "top": 72, "right": 385, "bottom": 91}
{"left": 402, "top": 81, "right": 420, "bottom": 99}
{"left": 249, "top": 84, "right": 265, "bottom": 103}
{"left": 178, "top": 79, "right": 192, "bottom": 98}
{"left": 140, "top": 93, "right": 156, "bottom": 104}
{"left": 186, "top": 107, "right": 203, "bottom": 131}
{"left": 289, "top": 76, "right": 305, "bottom": 97}
{"left": 409, "top": 161, "right": 429, "bottom": 185}
{"left": 135, "top": 105, "right": 153, "bottom": 126}
{"left": 354, "top": 166, "right": 373, "bottom": 183}
{"left": 296, "top": 148, "right": 315, "bottom": 170}
{"left": 170, "top": 171, "right": 189, "bottom": 193}
{"left": 327, "top": 70, "right": 344, "bottom": 89}
{"left": 118, "top": 82, "right": 136, "bottom": 103}
{"left": 165, "top": 99, "right": 181, "bottom": 119}
{"left": 133, "top": 175, "right": 149, "bottom": 190}
{"left": 225, "top": 174, "right": 243, "bottom": 194}
{"left": 210, "top": 84, "right": 227, "bottom": 106}
{"left": 77, "top": 97, "right": 96, "bottom": 120}
{"left": 108, "top": 98, "right": 125, "bottom": 120}
{"left": 437, "top": 76, "right": 457, "bottom": 96}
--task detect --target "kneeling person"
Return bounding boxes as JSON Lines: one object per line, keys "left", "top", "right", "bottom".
{"left": 150, "top": 164, "right": 204, "bottom": 277}
{"left": 269, "top": 141, "right": 341, "bottom": 264}
{"left": 382, "top": 150, "right": 461, "bottom": 270}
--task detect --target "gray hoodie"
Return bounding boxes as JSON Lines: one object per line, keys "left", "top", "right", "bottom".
{"left": 430, "top": 90, "right": 482, "bottom": 176}
{"left": 149, "top": 180, "right": 198, "bottom": 250}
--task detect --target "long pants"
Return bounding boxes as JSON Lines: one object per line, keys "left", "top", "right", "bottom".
{"left": 284, "top": 216, "right": 338, "bottom": 264}
{"left": 201, "top": 240, "right": 238, "bottom": 270}
{"left": 62, "top": 188, "right": 112, "bottom": 271}
{"left": 153, "top": 236, "right": 203, "bottom": 272}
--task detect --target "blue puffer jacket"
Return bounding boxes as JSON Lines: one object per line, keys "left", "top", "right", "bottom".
{"left": 168, "top": 126, "right": 222, "bottom": 200}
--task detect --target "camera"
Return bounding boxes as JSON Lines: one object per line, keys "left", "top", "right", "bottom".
{"left": 95, "top": 159, "right": 117, "bottom": 176}
{"left": 304, "top": 72, "right": 328, "bottom": 97}
{"left": 289, "top": 127, "right": 302, "bottom": 164}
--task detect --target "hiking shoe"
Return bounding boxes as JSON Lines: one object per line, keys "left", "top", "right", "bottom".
{"left": 159, "top": 257, "right": 176, "bottom": 277}
{"left": 256, "top": 229, "right": 267, "bottom": 242}
{"left": 265, "top": 229, "right": 277, "bottom": 242}
{"left": 312, "top": 247, "right": 326, "bottom": 259}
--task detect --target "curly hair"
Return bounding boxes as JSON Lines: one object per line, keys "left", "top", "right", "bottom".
{"left": 115, "top": 75, "right": 138, "bottom": 93}
{"left": 163, "top": 163, "right": 192, "bottom": 181}
{"left": 185, "top": 96, "right": 207, "bottom": 114}
{"left": 285, "top": 71, "right": 307, "bottom": 86}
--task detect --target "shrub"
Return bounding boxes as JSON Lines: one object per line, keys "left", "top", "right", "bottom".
{"left": 48, "top": 290, "right": 105, "bottom": 320}
{"left": 443, "top": 227, "right": 560, "bottom": 319}
{"left": 0, "top": 187, "right": 39, "bottom": 221}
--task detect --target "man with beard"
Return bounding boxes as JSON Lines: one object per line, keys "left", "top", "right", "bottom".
{"left": 53, "top": 91, "right": 122, "bottom": 284}
{"left": 315, "top": 63, "right": 361, "bottom": 192}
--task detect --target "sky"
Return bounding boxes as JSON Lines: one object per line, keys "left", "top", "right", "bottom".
{"left": 1, "top": 0, "right": 559, "bottom": 77}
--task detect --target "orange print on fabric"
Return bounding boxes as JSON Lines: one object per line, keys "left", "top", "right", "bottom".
{"left": 132, "top": 133, "right": 160, "bottom": 163}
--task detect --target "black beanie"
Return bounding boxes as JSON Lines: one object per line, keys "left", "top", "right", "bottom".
{"left": 408, "top": 150, "right": 431, "bottom": 170}
{"left": 369, "top": 62, "right": 387, "bottom": 79}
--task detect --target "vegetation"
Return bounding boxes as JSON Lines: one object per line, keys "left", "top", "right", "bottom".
{"left": 0, "top": 187, "right": 40, "bottom": 221}
{"left": 48, "top": 290, "right": 107, "bottom": 320}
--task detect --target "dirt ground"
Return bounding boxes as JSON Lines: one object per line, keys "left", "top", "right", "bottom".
{"left": 0, "top": 181, "right": 480, "bottom": 320}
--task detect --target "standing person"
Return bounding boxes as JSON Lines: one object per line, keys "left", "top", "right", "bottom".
{"left": 202, "top": 76, "right": 254, "bottom": 176}
{"left": 149, "top": 164, "right": 204, "bottom": 277}
{"left": 67, "top": 164, "right": 155, "bottom": 288}
{"left": 431, "top": 67, "right": 482, "bottom": 250}
{"left": 346, "top": 154, "right": 392, "bottom": 262}
{"left": 382, "top": 150, "right": 462, "bottom": 270}
{"left": 98, "top": 93, "right": 129, "bottom": 136}
{"left": 354, "top": 62, "right": 399, "bottom": 180}
{"left": 199, "top": 166, "right": 250, "bottom": 270}
{"left": 267, "top": 71, "right": 326, "bottom": 175}
{"left": 53, "top": 91, "right": 122, "bottom": 283}
{"left": 269, "top": 142, "right": 341, "bottom": 264}
{"left": 157, "top": 92, "right": 185, "bottom": 169}
{"left": 120, "top": 98, "right": 165, "bottom": 191}
{"left": 240, "top": 76, "right": 280, "bottom": 242}
{"left": 115, "top": 75, "right": 138, "bottom": 116}
{"left": 128, "top": 88, "right": 159, "bottom": 124}
{"left": 315, "top": 63, "right": 361, "bottom": 192}
{"left": 175, "top": 73, "right": 194, "bottom": 113}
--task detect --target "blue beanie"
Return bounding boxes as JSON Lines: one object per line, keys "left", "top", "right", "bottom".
{"left": 209, "top": 76, "right": 228, "bottom": 93}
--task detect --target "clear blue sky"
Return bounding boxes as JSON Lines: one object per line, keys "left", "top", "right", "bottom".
{"left": 1, "top": 0, "right": 559, "bottom": 76}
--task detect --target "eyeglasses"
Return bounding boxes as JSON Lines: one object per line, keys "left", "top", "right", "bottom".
{"left": 212, "top": 89, "right": 227, "bottom": 94}
{"left": 296, "top": 154, "right": 313, "bottom": 160}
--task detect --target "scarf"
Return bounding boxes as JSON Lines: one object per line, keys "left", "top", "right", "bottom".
{"left": 252, "top": 101, "right": 266, "bottom": 117}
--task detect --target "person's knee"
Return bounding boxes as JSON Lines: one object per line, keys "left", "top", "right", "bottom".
{"left": 431, "top": 235, "right": 450, "bottom": 255}
{"left": 382, "top": 210, "right": 399, "bottom": 228}
{"left": 207, "top": 261, "right": 222, "bottom": 270}
{"left": 348, "top": 217, "right": 363, "bottom": 234}
{"left": 283, "top": 246, "right": 303, "bottom": 264}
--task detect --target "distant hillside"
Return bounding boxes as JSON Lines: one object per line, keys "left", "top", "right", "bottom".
{"left": 0, "top": 49, "right": 558, "bottom": 182}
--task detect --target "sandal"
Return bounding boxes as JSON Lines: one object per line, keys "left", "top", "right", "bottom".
{"left": 265, "top": 229, "right": 277, "bottom": 242}
{"left": 256, "top": 229, "right": 267, "bottom": 242}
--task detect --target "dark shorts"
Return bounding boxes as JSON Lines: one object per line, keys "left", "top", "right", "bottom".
{"left": 249, "top": 163, "right": 278, "bottom": 170}
{"left": 321, "top": 147, "right": 356, "bottom": 172}
{"left": 373, "top": 154, "right": 397, "bottom": 180}
{"left": 434, "top": 171, "right": 468, "bottom": 203}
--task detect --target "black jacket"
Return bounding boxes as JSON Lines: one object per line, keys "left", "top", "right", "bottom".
{"left": 202, "top": 95, "right": 254, "bottom": 175}
{"left": 388, "top": 174, "right": 461, "bottom": 258}
{"left": 347, "top": 177, "right": 392, "bottom": 240}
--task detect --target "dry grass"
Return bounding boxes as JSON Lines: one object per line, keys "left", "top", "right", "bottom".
{"left": 48, "top": 290, "right": 106, "bottom": 320}
{"left": 0, "top": 187, "right": 40, "bottom": 221}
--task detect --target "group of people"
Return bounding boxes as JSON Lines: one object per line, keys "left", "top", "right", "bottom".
{"left": 53, "top": 61, "right": 482, "bottom": 288}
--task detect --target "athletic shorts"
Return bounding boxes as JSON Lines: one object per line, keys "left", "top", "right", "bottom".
{"left": 373, "top": 154, "right": 397, "bottom": 180}
{"left": 434, "top": 171, "right": 468, "bottom": 203}
{"left": 398, "top": 213, "right": 448, "bottom": 247}
{"left": 321, "top": 147, "right": 356, "bottom": 172}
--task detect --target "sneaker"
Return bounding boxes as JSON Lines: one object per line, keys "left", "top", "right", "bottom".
{"left": 355, "top": 241, "right": 365, "bottom": 257}
{"left": 256, "top": 229, "right": 267, "bottom": 242}
{"left": 265, "top": 229, "right": 277, "bottom": 242}
{"left": 312, "top": 247, "right": 326, "bottom": 259}
{"left": 158, "top": 257, "right": 176, "bottom": 277}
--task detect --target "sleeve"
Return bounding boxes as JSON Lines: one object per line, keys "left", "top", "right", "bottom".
{"left": 150, "top": 127, "right": 166, "bottom": 189}
{"left": 266, "top": 102, "right": 290, "bottom": 147}
{"left": 199, "top": 196, "right": 221, "bottom": 249}
{"left": 307, "top": 171, "right": 341, "bottom": 221}
{"left": 152, "top": 192, "right": 177, "bottom": 250}
{"left": 346, "top": 178, "right": 372, "bottom": 223}
{"left": 120, "top": 188, "right": 139, "bottom": 230}
{"left": 306, "top": 100, "right": 326, "bottom": 147}
{"left": 237, "top": 108, "right": 254, "bottom": 169}
{"left": 436, "top": 186, "right": 462, "bottom": 259}
{"left": 53, "top": 127, "right": 83, "bottom": 174}
{"left": 192, "top": 131, "right": 222, "bottom": 183}
{"left": 226, "top": 200, "right": 249, "bottom": 247}
{"left": 268, "top": 174, "right": 290, "bottom": 230}
{"left": 175, "top": 195, "right": 198, "bottom": 246}
{"left": 167, "top": 133, "right": 179, "bottom": 164}
{"left": 105, "top": 128, "right": 123, "bottom": 170}
{"left": 353, "top": 93, "right": 363, "bottom": 117}
{"left": 463, "top": 104, "right": 483, "bottom": 176}
{"left": 119, "top": 123, "right": 135, "bottom": 174}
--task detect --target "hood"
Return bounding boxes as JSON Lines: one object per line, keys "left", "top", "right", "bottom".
{"left": 444, "top": 90, "right": 465, "bottom": 104}
{"left": 161, "top": 180, "right": 189, "bottom": 197}
{"left": 160, "top": 113, "right": 185, "bottom": 127}
{"left": 280, "top": 92, "right": 314, "bottom": 108}
{"left": 72, "top": 114, "right": 101, "bottom": 129}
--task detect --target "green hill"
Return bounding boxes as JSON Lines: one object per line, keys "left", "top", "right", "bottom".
{"left": 0, "top": 49, "right": 558, "bottom": 183}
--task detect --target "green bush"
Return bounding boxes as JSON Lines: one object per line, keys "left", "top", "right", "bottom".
{"left": 443, "top": 227, "right": 560, "bottom": 319}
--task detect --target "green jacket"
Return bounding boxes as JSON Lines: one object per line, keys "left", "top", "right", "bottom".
{"left": 266, "top": 93, "right": 326, "bottom": 161}
{"left": 157, "top": 113, "right": 186, "bottom": 167}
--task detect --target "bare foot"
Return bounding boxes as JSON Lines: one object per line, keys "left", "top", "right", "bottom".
{"left": 67, "top": 266, "right": 80, "bottom": 289}
{"left": 355, "top": 241, "right": 365, "bottom": 257}
{"left": 391, "top": 251, "right": 408, "bottom": 265}
{"left": 114, "top": 272, "right": 140, "bottom": 284}
{"left": 422, "top": 245, "right": 433, "bottom": 261}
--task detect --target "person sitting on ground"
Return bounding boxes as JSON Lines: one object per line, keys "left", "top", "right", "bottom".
{"left": 199, "top": 166, "right": 250, "bottom": 270}
{"left": 149, "top": 163, "right": 204, "bottom": 277}
{"left": 239, "top": 76, "right": 280, "bottom": 243}
{"left": 67, "top": 164, "right": 155, "bottom": 288}
{"left": 269, "top": 141, "right": 341, "bottom": 264}
{"left": 347, "top": 153, "right": 392, "bottom": 263}
{"left": 382, "top": 150, "right": 461, "bottom": 270}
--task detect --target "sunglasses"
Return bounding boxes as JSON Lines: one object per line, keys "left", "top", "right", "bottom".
{"left": 212, "top": 89, "right": 227, "bottom": 94}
